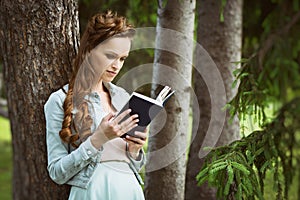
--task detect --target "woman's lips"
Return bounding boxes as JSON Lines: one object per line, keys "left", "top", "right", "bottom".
{"left": 106, "top": 70, "right": 117, "bottom": 76}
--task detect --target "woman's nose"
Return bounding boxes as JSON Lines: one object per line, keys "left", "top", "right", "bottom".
{"left": 112, "top": 59, "right": 121, "bottom": 69}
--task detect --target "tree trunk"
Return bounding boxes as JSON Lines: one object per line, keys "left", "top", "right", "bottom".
{"left": 144, "top": 0, "right": 195, "bottom": 200}
{"left": 185, "top": 0, "right": 243, "bottom": 199}
{"left": 0, "top": 0, "right": 79, "bottom": 199}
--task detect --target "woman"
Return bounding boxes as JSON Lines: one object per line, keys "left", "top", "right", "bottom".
{"left": 44, "top": 10, "right": 147, "bottom": 200}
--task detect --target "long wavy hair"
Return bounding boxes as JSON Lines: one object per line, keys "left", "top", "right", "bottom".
{"left": 59, "top": 10, "right": 135, "bottom": 148}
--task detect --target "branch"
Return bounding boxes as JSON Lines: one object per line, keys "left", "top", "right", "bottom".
{"left": 258, "top": 11, "right": 300, "bottom": 69}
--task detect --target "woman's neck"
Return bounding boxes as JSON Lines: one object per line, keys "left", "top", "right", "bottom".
{"left": 93, "top": 81, "right": 106, "bottom": 93}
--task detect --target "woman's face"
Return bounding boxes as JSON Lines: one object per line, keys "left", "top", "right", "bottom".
{"left": 88, "top": 37, "right": 131, "bottom": 83}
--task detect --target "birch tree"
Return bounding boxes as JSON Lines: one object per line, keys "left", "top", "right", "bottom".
{"left": 185, "top": 0, "right": 243, "bottom": 199}
{"left": 144, "top": 0, "right": 195, "bottom": 199}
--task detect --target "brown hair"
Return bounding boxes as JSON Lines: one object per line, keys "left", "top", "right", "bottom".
{"left": 59, "top": 10, "right": 135, "bottom": 148}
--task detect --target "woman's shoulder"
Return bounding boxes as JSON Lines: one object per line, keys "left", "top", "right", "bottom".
{"left": 44, "top": 85, "right": 69, "bottom": 110}
{"left": 105, "top": 82, "right": 129, "bottom": 96}
{"left": 105, "top": 82, "right": 131, "bottom": 110}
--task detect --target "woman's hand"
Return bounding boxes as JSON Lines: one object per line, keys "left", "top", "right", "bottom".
{"left": 125, "top": 129, "right": 148, "bottom": 160}
{"left": 91, "top": 109, "right": 139, "bottom": 149}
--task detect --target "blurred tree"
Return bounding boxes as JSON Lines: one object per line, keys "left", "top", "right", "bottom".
{"left": 232, "top": 0, "right": 300, "bottom": 117}
{"left": 195, "top": 0, "right": 300, "bottom": 199}
{"left": 185, "top": 0, "right": 243, "bottom": 199}
{"left": 0, "top": 0, "right": 79, "bottom": 199}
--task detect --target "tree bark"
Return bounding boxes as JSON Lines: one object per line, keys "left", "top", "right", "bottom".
{"left": 185, "top": 0, "right": 243, "bottom": 199}
{"left": 144, "top": 0, "right": 195, "bottom": 200}
{"left": 0, "top": 0, "right": 79, "bottom": 199}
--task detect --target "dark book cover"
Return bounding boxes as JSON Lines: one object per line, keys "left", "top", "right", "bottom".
{"left": 119, "top": 92, "right": 164, "bottom": 138}
{"left": 118, "top": 86, "right": 175, "bottom": 138}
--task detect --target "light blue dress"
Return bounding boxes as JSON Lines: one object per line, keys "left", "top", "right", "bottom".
{"left": 45, "top": 83, "right": 145, "bottom": 200}
{"left": 68, "top": 161, "right": 145, "bottom": 200}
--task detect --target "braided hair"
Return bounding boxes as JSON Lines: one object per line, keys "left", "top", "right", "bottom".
{"left": 59, "top": 10, "right": 135, "bottom": 148}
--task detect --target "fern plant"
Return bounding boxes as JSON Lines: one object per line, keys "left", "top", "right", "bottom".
{"left": 196, "top": 98, "right": 300, "bottom": 199}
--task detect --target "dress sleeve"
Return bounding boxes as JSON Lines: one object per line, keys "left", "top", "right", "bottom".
{"left": 44, "top": 91, "right": 102, "bottom": 185}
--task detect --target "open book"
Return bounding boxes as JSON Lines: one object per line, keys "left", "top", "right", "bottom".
{"left": 118, "top": 86, "right": 175, "bottom": 138}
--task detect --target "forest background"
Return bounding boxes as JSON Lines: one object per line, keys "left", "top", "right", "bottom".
{"left": 0, "top": 0, "right": 299, "bottom": 200}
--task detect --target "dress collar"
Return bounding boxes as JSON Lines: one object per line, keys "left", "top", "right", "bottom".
{"left": 70, "top": 82, "right": 129, "bottom": 113}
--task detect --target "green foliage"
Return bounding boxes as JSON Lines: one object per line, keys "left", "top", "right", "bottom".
{"left": 229, "top": 36, "right": 300, "bottom": 126}
{"left": 219, "top": 0, "right": 227, "bottom": 22}
{"left": 127, "top": 0, "right": 157, "bottom": 27}
{"left": 196, "top": 152, "right": 258, "bottom": 199}
{"left": 230, "top": 0, "right": 300, "bottom": 126}
{"left": 197, "top": 98, "right": 300, "bottom": 199}
{"left": 198, "top": 1, "right": 300, "bottom": 199}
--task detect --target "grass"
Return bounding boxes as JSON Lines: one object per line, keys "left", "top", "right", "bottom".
{"left": 0, "top": 116, "right": 12, "bottom": 200}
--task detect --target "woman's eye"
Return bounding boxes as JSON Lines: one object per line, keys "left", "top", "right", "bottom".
{"left": 120, "top": 57, "right": 127, "bottom": 61}
{"left": 106, "top": 54, "right": 116, "bottom": 59}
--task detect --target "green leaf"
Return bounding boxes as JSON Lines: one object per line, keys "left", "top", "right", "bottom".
{"left": 220, "top": 13, "right": 224, "bottom": 22}
{"left": 197, "top": 175, "right": 209, "bottom": 186}
{"left": 224, "top": 165, "right": 234, "bottom": 196}
{"left": 232, "top": 79, "right": 238, "bottom": 89}
{"left": 231, "top": 162, "right": 250, "bottom": 175}
{"left": 233, "top": 68, "right": 242, "bottom": 77}
{"left": 242, "top": 183, "right": 251, "bottom": 195}
{"left": 235, "top": 184, "right": 243, "bottom": 200}
{"left": 243, "top": 177, "right": 254, "bottom": 195}
{"left": 246, "top": 150, "right": 254, "bottom": 164}
{"left": 254, "top": 147, "right": 264, "bottom": 157}
{"left": 196, "top": 167, "right": 209, "bottom": 181}
{"left": 260, "top": 160, "right": 271, "bottom": 173}
{"left": 210, "top": 164, "right": 227, "bottom": 175}
{"left": 242, "top": 91, "right": 254, "bottom": 96}
{"left": 219, "top": 0, "right": 226, "bottom": 22}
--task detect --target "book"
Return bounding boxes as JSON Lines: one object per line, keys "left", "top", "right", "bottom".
{"left": 118, "top": 86, "right": 175, "bottom": 138}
